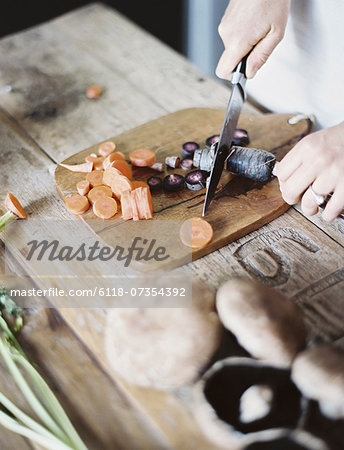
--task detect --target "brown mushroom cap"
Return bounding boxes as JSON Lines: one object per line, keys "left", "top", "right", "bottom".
{"left": 291, "top": 345, "right": 344, "bottom": 420}
{"left": 216, "top": 279, "right": 307, "bottom": 367}
{"left": 105, "top": 282, "right": 221, "bottom": 390}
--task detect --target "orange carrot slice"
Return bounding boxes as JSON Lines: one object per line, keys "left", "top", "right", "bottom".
{"left": 120, "top": 190, "right": 133, "bottom": 220}
{"left": 132, "top": 187, "right": 153, "bottom": 220}
{"left": 86, "top": 84, "right": 102, "bottom": 99}
{"left": 86, "top": 170, "right": 104, "bottom": 187}
{"left": 98, "top": 141, "right": 116, "bottom": 157}
{"left": 131, "top": 180, "right": 149, "bottom": 189}
{"left": 4, "top": 193, "right": 27, "bottom": 219}
{"left": 110, "top": 160, "right": 132, "bottom": 179}
{"left": 76, "top": 180, "right": 90, "bottom": 196}
{"left": 103, "top": 167, "right": 122, "bottom": 187}
{"left": 130, "top": 191, "right": 139, "bottom": 221}
{"left": 65, "top": 195, "right": 90, "bottom": 215}
{"left": 93, "top": 156, "right": 105, "bottom": 170}
{"left": 110, "top": 175, "right": 132, "bottom": 199}
{"left": 129, "top": 149, "right": 156, "bottom": 167}
{"left": 179, "top": 217, "right": 213, "bottom": 248}
{"left": 103, "top": 152, "right": 126, "bottom": 169}
{"left": 88, "top": 185, "right": 113, "bottom": 204}
{"left": 59, "top": 161, "right": 93, "bottom": 172}
{"left": 85, "top": 154, "right": 97, "bottom": 163}
{"left": 93, "top": 197, "right": 118, "bottom": 219}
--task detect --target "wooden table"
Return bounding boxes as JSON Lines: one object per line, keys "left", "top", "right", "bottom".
{"left": 0, "top": 4, "right": 343, "bottom": 449}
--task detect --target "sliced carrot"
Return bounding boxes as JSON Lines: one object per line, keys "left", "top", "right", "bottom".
{"left": 65, "top": 195, "right": 90, "bottom": 215}
{"left": 86, "top": 84, "right": 102, "bottom": 99}
{"left": 129, "top": 149, "right": 156, "bottom": 167}
{"left": 88, "top": 185, "right": 113, "bottom": 204}
{"left": 86, "top": 170, "right": 105, "bottom": 187}
{"left": 93, "top": 197, "right": 118, "bottom": 219}
{"left": 179, "top": 217, "right": 213, "bottom": 249}
{"left": 103, "top": 167, "right": 122, "bottom": 187}
{"left": 76, "top": 180, "right": 90, "bottom": 196}
{"left": 4, "top": 193, "right": 27, "bottom": 219}
{"left": 85, "top": 154, "right": 97, "bottom": 163}
{"left": 110, "top": 175, "right": 132, "bottom": 199}
{"left": 133, "top": 187, "right": 153, "bottom": 220}
{"left": 130, "top": 191, "right": 139, "bottom": 221}
{"left": 93, "top": 156, "right": 105, "bottom": 170}
{"left": 110, "top": 160, "right": 132, "bottom": 179}
{"left": 131, "top": 180, "right": 149, "bottom": 189}
{"left": 98, "top": 141, "right": 116, "bottom": 157}
{"left": 120, "top": 190, "right": 133, "bottom": 220}
{"left": 59, "top": 161, "right": 93, "bottom": 173}
{"left": 103, "top": 152, "right": 126, "bottom": 169}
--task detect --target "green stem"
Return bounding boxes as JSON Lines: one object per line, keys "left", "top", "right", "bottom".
{"left": 0, "top": 315, "right": 25, "bottom": 356}
{"left": 0, "top": 339, "right": 70, "bottom": 444}
{"left": 0, "top": 211, "right": 16, "bottom": 232}
{"left": 0, "top": 411, "right": 72, "bottom": 450}
{"left": 0, "top": 391, "right": 67, "bottom": 445}
{"left": 14, "top": 354, "right": 88, "bottom": 450}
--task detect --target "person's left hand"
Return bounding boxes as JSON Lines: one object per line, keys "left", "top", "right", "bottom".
{"left": 273, "top": 122, "right": 344, "bottom": 222}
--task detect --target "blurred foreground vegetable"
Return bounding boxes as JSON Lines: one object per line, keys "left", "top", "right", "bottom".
{"left": 0, "top": 290, "right": 87, "bottom": 450}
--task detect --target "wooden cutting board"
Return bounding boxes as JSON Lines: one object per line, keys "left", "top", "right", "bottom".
{"left": 55, "top": 108, "right": 311, "bottom": 266}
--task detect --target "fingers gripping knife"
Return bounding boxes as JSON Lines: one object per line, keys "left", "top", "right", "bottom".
{"left": 202, "top": 55, "right": 276, "bottom": 216}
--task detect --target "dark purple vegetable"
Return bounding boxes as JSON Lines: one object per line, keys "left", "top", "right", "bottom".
{"left": 226, "top": 146, "right": 275, "bottom": 182}
{"left": 232, "top": 129, "right": 250, "bottom": 147}
{"left": 147, "top": 176, "right": 163, "bottom": 191}
{"left": 180, "top": 158, "right": 194, "bottom": 171}
{"left": 206, "top": 134, "right": 220, "bottom": 149}
{"left": 185, "top": 170, "right": 208, "bottom": 191}
{"left": 163, "top": 174, "right": 185, "bottom": 192}
{"left": 165, "top": 156, "right": 180, "bottom": 168}
{"left": 182, "top": 141, "right": 199, "bottom": 158}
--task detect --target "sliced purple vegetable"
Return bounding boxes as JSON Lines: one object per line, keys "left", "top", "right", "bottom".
{"left": 185, "top": 170, "right": 208, "bottom": 191}
{"left": 180, "top": 158, "right": 194, "bottom": 171}
{"left": 147, "top": 176, "right": 163, "bottom": 191}
{"left": 182, "top": 141, "right": 199, "bottom": 158}
{"left": 163, "top": 174, "right": 185, "bottom": 192}
{"left": 206, "top": 134, "right": 220, "bottom": 149}
{"left": 149, "top": 162, "right": 164, "bottom": 172}
{"left": 232, "top": 128, "right": 250, "bottom": 147}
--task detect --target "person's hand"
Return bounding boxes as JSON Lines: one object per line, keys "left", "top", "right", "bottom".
{"left": 216, "top": 0, "right": 290, "bottom": 80}
{"left": 273, "top": 122, "right": 344, "bottom": 222}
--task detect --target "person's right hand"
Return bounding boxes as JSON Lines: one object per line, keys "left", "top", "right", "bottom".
{"left": 216, "top": 0, "right": 290, "bottom": 80}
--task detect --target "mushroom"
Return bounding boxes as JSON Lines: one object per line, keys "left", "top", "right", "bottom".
{"left": 192, "top": 357, "right": 302, "bottom": 449}
{"left": 291, "top": 344, "right": 344, "bottom": 420}
{"left": 216, "top": 279, "right": 307, "bottom": 367}
{"left": 104, "top": 282, "right": 221, "bottom": 390}
{"left": 239, "top": 385, "right": 274, "bottom": 424}
{"left": 242, "top": 430, "right": 328, "bottom": 450}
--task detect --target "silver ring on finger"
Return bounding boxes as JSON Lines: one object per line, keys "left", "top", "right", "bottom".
{"left": 310, "top": 184, "right": 326, "bottom": 206}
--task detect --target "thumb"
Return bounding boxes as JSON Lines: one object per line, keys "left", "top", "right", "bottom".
{"left": 246, "top": 30, "right": 283, "bottom": 78}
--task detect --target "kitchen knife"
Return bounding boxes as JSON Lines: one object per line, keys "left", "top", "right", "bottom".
{"left": 202, "top": 55, "right": 248, "bottom": 216}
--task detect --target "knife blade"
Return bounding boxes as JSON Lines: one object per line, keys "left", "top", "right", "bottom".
{"left": 202, "top": 56, "right": 248, "bottom": 216}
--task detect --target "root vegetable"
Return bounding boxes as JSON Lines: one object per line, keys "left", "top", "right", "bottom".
{"left": 185, "top": 170, "right": 208, "bottom": 191}
{"left": 86, "top": 170, "right": 105, "bottom": 187}
{"left": 4, "top": 193, "right": 27, "bottom": 219}
{"left": 110, "top": 160, "right": 132, "bottom": 179}
{"left": 149, "top": 162, "right": 164, "bottom": 172}
{"left": 182, "top": 141, "right": 199, "bottom": 158}
{"left": 59, "top": 161, "right": 93, "bottom": 173}
{"left": 76, "top": 180, "right": 90, "bottom": 196}
{"left": 92, "top": 197, "right": 117, "bottom": 219}
{"left": 109, "top": 175, "right": 132, "bottom": 199}
{"left": 131, "top": 181, "right": 149, "bottom": 189}
{"left": 129, "top": 149, "right": 156, "bottom": 167}
{"left": 85, "top": 154, "right": 97, "bottom": 163}
{"left": 232, "top": 128, "right": 250, "bottom": 147}
{"left": 163, "top": 174, "right": 184, "bottom": 192}
{"left": 65, "top": 195, "right": 89, "bottom": 215}
{"left": 147, "top": 176, "right": 162, "bottom": 191}
{"left": 180, "top": 217, "right": 213, "bottom": 249}
{"left": 86, "top": 84, "right": 102, "bottom": 99}
{"left": 103, "top": 167, "right": 123, "bottom": 187}
{"left": 216, "top": 279, "right": 307, "bottom": 366}
{"left": 87, "top": 185, "right": 113, "bottom": 204}
{"left": 93, "top": 156, "right": 105, "bottom": 171}
{"left": 165, "top": 156, "right": 180, "bottom": 169}
{"left": 105, "top": 282, "right": 221, "bottom": 390}
{"left": 103, "top": 152, "right": 126, "bottom": 170}
{"left": 120, "top": 187, "right": 152, "bottom": 220}
{"left": 98, "top": 141, "right": 116, "bottom": 157}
